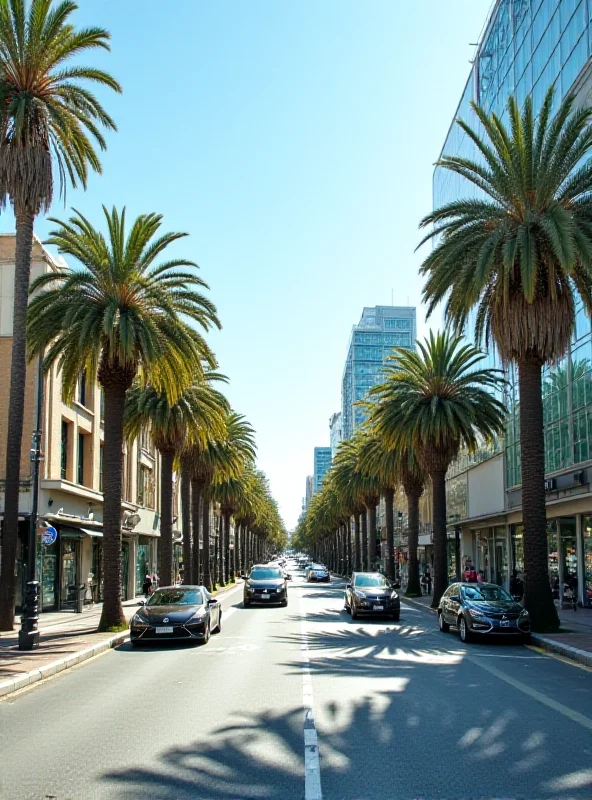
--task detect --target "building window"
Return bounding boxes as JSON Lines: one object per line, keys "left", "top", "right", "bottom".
{"left": 77, "top": 432, "right": 85, "bottom": 485}
{"left": 78, "top": 371, "right": 87, "bottom": 407}
{"left": 99, "top": 444, "right": 104, "bottom": 493}
{"left": 100, "top": 390, "right": 104, "bottom": 422}
{"left": 138, "top": 465, "right": 155, "bottom": 509}
{"left": 61, "top": 421, "right": 69, "bottom": 479}
{"left": 384, "top": 318, "right": 396, "bottom": 329}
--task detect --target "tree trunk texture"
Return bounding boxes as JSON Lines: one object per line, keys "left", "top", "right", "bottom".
{"left": 159, "top": 449, "right": 175, "bottom": 587}
{"left": 346, "top": 517, "right": 352, "bottom": 574}
{"left": 218, "top": 512, "right": 225, "bottom": 586}
{"left": 225, "top": 512, "right": 233, "bottom": 582}
{"left": 519, "top": 357, "right": 560, "bottom": 632}
{"left": 430, "top": 469, "right": 448, "bottom": 609}
{"left": 180, "top": 458, "right": 192, "bottom": 584}
{"left": 0, "top": 211, "right": 35, "bottom": 630}
{"left": 367, "top": 503, "right": 377, "bottom": 570}
{"left": 98, "top": 385, "right": 127, "bottom": 631}
{"left": 202, "top": 490, "right": 213, "bottom": 591}
{"left": 384, "top": 487, "right": 395, "bottom": 581}
{"left": 191, "top": 478, "right": 202, "bottom": 584}
{"left": 405, "top": 489, "right": 422, "bottom": 597}
{"left": 354, "top": 514, "right": 361, "bottom": 571}
{"left": 361, "top": 511, "right": 368, "bottom": 571}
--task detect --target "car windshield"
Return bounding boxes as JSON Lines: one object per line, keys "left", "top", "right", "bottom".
{"left": 354, "top": 574, "right": 390, "bottom": 588}
{"left": 147, "top": 589, "right": 203, "bottom": 606}
{"left": 462, "top": 585, "right": 513, "bottom": 602}
{"left": 312, "top": 565, "right": 326, "bottom": 570}
{"left": 250, "top": 568, "right": 282, "bottom": 580}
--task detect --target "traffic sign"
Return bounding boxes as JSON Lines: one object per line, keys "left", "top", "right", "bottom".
{"left": 39, "top": 523, "right": 57, "bottom": 545}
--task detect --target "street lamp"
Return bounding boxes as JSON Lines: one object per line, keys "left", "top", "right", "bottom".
{"left": 18, "top": 355, "right": 44, "bottom": 651}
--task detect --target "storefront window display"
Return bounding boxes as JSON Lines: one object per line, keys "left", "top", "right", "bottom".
{"left": 493, "top": 527, "right": 508, "bottom": 586}
{"left": 583, "top": 517, "right": 592, "bottom": 608}
{"left": 37, "top": 538, "right": 58, "bottom": 611}
{"left": 136, "top": 541, "right": 150, "bottom": 594}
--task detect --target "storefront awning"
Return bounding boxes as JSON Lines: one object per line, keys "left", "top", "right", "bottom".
{"left": 81, "top": 528, "right": 103, "bottom": 537}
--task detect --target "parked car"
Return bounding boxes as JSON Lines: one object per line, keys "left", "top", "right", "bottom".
{"left": 307, "top": 564, "right": 330, "bottom": 582}
{"left": 438, "top": 582, "right": 531, "bottom": 643}
{"left": 244, "top": 564, "right": 289, "bottom": 607}
{"left": 344, "top": 572, "right": 400, "bottom": 620}
{"left": 130, "top": 585, "right": 221, "bottom": 646}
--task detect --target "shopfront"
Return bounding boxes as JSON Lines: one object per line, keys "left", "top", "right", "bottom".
{"left": 135, "top": 537, "right": 151, "bottom": 595}
{"left": 583, "top": 517, "right": 592, "bottom": 608}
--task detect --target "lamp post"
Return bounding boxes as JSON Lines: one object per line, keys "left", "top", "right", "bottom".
{"left": 18, "top": 355, "right": 44, "bottom": 650}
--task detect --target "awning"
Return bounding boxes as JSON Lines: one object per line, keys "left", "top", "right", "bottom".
{"left": 81, "top": 528, "right": 102, "bottom": 538}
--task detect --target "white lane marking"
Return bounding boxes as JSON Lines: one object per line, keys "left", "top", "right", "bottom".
{"left": 300, "top": 596, "right": 323, "bottom": 800}
{"left": 223, "top": 607, "right": 237, "bottom": 621}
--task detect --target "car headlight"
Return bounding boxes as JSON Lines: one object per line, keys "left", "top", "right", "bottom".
{"left": 188, "top": 608, "right": 207, "bottom": 623}
{"left": 519, "top": 608, "right": 529, "bottom": 617}
{"left": 354, "top": 589, "right": 366, "bottom": 598}
{"left": 131, "top": 613, "right": 147, "bottom": 626}
{"left": 391, "top": 591, "right": 399, "bottom": 599}
{"left": 468, "top": 608, "right": 487, "bottom": 619}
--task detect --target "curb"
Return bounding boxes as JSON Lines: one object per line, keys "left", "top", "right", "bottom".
{"left": 0, "top": 629, "right": 129, "bottom": 699}
{"left": 530, "top": 633, "right": 592, "bottom": 668}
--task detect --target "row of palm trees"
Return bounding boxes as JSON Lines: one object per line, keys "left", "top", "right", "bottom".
{"left": 0, "top": 2, "right": 286, "bottom": 632}
{"left": 298, "top": 87, "right": 592, "bottom": 633}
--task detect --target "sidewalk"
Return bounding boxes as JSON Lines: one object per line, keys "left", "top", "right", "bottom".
{"left": 0, "top": 581, "right": 244, "bottom": 699}
{"left": 402, "top": 591, "right": 592, "bottom": 667}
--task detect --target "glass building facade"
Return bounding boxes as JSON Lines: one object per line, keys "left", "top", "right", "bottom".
{"left": 437, "top": 0, "right": 592, "bottom": 607}
{"left": 341, "top": 306, "right": 417, "bottom": 440}
{"left": 313, "top": 447, "right": 332, "bottom": 494}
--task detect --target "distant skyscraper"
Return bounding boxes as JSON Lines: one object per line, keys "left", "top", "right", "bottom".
{"left": 341, "top": 305, "right": 416, "bottom": 440}
{"left": 329, "top": 412, "right": 342, "bottom": 459}
{"left": 313, "top": 447, "right": 332, "bottom": 494}
{"left": 304, "top": 475, "right": 314, "bottom": 510}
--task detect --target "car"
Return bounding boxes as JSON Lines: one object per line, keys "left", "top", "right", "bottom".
{"left": 344, "top": 572, "right": 400, "bottom": 620}
{"left": 129, "top": 585, "right": 221, "bottom": 646}
{"left": 244, "top": 564, "right": 289, "bottom": 606}
{"left": 438, "top": 582, "right": 531, "bottom": 643}
{"left": 307, "top": 563, "right": 330, "bottom": 582}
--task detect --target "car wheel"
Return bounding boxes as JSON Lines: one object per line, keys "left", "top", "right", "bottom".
{"left": 438, "top": 612, "right": 450, "bottom": 633}
{"left": 243, "top": 598, "right": 250, "bottom": 608}
{"left": 351, "top": 605, "right": 358, "bottom": 620}
{"left": 213, "top": 611, "right": 222, "bottom": 633}
{"left": 459, "top": 615, "right": 471, "bottom": 643}
{"left": 281, "top": 598, "right": 288, "bottom": 607}
{"left": 201, "top": 622, "right": 211, "bottom": 645}
{"left": 391, "top": 612, "right": 400, "bottom": 622}
{"left": 130, "top": 639, "right": 142, "bottom": 648}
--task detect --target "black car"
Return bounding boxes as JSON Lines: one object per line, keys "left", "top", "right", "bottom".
{"left": 244, "top": 564, "right": 288, "bottom": 607}
{"left": 307, "top": 563, "right": 330, "bottom": 582}
{"left": 344, "top": 572, "right": 400, "bottom": 621}
{"left": 438, "top": 582, "right": 531, "bottom": 643}
{"left": 130, "top": 585, "right": 221, "bottom": 646}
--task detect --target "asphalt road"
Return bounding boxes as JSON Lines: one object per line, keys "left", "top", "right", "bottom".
{"left": 1, "top": 572, "right": 591, "bottom": 800}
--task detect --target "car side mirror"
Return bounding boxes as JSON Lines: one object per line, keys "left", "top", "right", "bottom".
{"left": 346, "top": 583, "right": 352, "bottom": 589}
{"left": 393, "top": 582, "right": 401, "bottom": 589}
{"left": 286, "top": 574, "right": 292, "bottom": 580}
{"left": 450, "top": 594, "right": 460, "bottom": 602}
{"left": 240, "top": 574, "right": 248, "bottom": 580}
{"left": 207, "top": 598, "right": 218, "bottom": 605}
{"left": 137, "top": 600, "right": 145, "bottom": 606}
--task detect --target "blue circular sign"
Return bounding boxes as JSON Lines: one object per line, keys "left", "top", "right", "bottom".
{"left": 41, "top": 525, "right": 57, "bottom": 545}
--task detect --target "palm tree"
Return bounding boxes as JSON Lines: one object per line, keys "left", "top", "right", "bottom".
{"left": 124, "top": 379, "right": 228, "bottom": 587}
{"left": 26, "top": 207, "right": 219, "bottom": 631}
{"left": 0, "top": 0, "right": 121, "bottom": 630}
{"left": 418, "top": 90, "right": 592, "bottom": 630}
{"left": 358, "top": 428, "right": 426, "bottom": 594}
{"left": 371, "top": 332, "right": 506, "bottom": 608}
{"left": 331, "top": 439, "right": 367, "bottom": 571}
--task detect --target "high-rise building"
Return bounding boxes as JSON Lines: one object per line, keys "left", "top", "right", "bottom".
{"left": 329, "top": 412, "right": 342, "bottom": 459}
{"left": 341, "top": 305, "right": 416, "bottom": 440}
{"left": 303, "top": 475, "right": 314, "bottom": 511}
{"left": 436, "top": 0, "right": 592, "bottom": 606}
{"left": 313, "top": 447, "right": 332, "bottom": 494}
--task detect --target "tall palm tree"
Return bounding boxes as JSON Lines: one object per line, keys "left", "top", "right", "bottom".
{"left": 124, "top": 379, "right": 228, "bottom": 587}
{"left": 418, "top": 90, "right": 592, "bottom": 630}
{"left": 331, "top": 438, "right": 367, "bottom": 571}
{"left": 26, "top": 207, "right": 219, "bottom": 631}
{"left": 0, "top": 0, "right": 121, "bottom": 630}
{"left": 371, "top": 332, "right": 506, "bottom": 608}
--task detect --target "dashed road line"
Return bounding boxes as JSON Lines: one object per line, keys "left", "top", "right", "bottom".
{"left": 300, "top": 593, "right": 323, "bottom": 800}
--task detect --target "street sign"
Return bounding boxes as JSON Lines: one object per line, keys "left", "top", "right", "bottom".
{"left": 39, "top": 523, "right": 57, "bottom": 545}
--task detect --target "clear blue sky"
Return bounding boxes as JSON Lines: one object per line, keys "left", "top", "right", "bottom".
{"left": 3, "top": 0, "right": 493, "bottom": 529}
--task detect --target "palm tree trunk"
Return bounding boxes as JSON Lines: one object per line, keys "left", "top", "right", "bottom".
{"left": 384, "top": 487, "right": 395, "bottom": 581}
{"left": 159, "top": 449, "right": 175, "bottom": 587}
{"left": 225, "top": 512, "right": 233, "bottom": 582}
{"left": 346, "top": 518, "right": 352, "bottom": 574}
{"left": 519, "top": 357, "right": 560, "bottom": 632}
{"left": 180, "top": 457, "right": 192, "bottom": 584}
{"left": 354, "top": 514, "right": 361, "bottom": 570}
{"left": 0, "top": 211, "right": 35, "bottom": 630}
{"left": 367, "top": 503, "right": 377, "bottom": 570}
{"left": 361, "top": 511, "right": 368, "bottom": 571}
{"left": 191, "top": 477, "right": 201, "bottom": 584}
{"left": 218, "top": 511, "right": 225, "bottom": 585}
{"left": 405, "top": 488, "right": 422, "bottom": 597}
{"left": 202, "top": 492, "right": 212, "bottom": 591}
{"left": 234, "top": 520, "right": 240, "bottom": 577}
{"left": 98, "top": 384, "right": 127, "bottom": 631}
{"left": 430, "top": 469, "right": 448, "bottom": 609}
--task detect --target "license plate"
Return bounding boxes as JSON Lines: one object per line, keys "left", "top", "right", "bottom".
{"left": 500, "top": 619, "right": 510, "bottom": 627}
{"left": 155, "top": 626, "right": 173, "bottom": 633}
{"left": 261, "top": 593, "right": 270, "bottom": 599}
{"left": 374, "top": 605, "right": 384, "bottom": 612}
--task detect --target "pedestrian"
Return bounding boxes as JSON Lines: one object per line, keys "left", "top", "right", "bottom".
{"left": 425, "top": 567, "right": 432, "bottom": 595}
{"left": 477, "top": 570, "right": 485, "bottom": 583}
{"left": 142, "top": 572, "right": 153, "bottom": 597}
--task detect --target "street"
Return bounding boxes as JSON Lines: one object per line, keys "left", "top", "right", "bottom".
{"left": 1, "top": 574, "right": 591, "bottom": 800}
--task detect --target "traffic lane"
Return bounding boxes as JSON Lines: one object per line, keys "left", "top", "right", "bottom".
{"left": 294, "top": 582, "right": 592, "bottom": 800}
{"left": 0, "top": 584, "right": 305, "bottom": 800}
